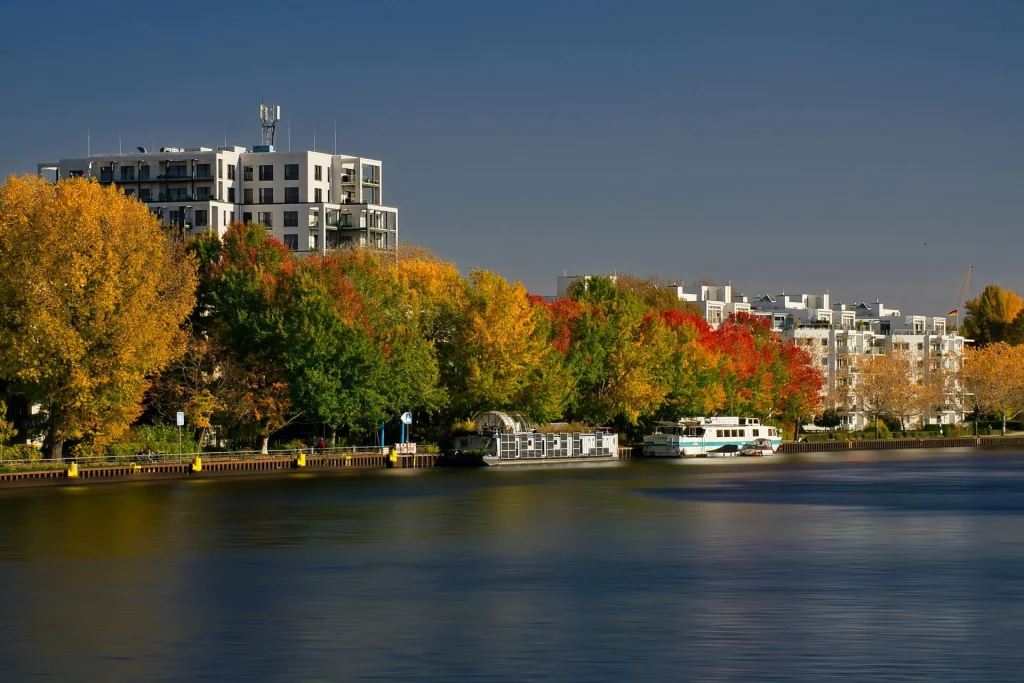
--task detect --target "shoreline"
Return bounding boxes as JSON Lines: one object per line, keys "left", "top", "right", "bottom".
{"left": 2, "top": 438, "right": 1023, "bottom": 489}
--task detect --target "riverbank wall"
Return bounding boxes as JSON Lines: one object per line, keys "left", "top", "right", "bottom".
{"left": 0, "top": 448, "right": 439, "bottom": 488}
{"left": 777, "top": 435, "right": 1024, "bottom": 454}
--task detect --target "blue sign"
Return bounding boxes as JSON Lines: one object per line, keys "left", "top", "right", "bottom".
{"left": 176, "top": 411, "right": 185, "bottom": 427}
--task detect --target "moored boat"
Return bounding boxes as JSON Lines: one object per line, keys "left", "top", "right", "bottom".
{"left": 447, "top": 411, "right": 619, "bottom": 466}
{"left": 642, "top": 417, "right": 781, "bottom": 457}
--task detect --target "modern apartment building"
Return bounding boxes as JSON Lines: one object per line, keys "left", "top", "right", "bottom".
{"left": 37, "top": 115, "right": 398, "bottom": 253}
{"left": 749, "top": 293, "right": 968, "bottom": 429}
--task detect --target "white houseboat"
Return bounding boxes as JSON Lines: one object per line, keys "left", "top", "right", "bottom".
{"left": 642, "top": 417, "right": 781, "bottom": 457}
{"left": 449, "top": 411, "right": 619, "bottom": 466}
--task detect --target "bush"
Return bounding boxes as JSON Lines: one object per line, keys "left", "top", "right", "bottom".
{"left": 0, "top": 443, "right": 41, "bottom": 461}
{"left": 279, "top": 439, "right": 309, "bottom": 451}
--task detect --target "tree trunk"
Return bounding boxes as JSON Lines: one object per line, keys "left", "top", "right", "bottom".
{"left": 900, "top": 417, "right": 906, "bottom": 436}
{"left": 1002, "top": 414, "right": 1007, "bottom": 436}
{"left": 44, "top": 408, "right": 63, "bottom": 460}
{"left": 260, "top": 435, "right": 270, "bottom": 455}
{"left": 47, "top": 436, "right": 64, "bottom": 461}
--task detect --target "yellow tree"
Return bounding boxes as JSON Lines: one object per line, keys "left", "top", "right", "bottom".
{"left": 0, "top": 176, "right": 197, "bottom": 458}
{"left": 451, "top": 269, "right": 547, "bottom": 416}
{"left": 961, "top": 343, "right": 1024, "bottom": 435}
{"left": 881, "top": 349, "right": 941, "bottom": 435}
{"left": 963, "top": 284, "right": 1024, "bottom": 346}
{"left": 852, "top": 354, "right": 901, "bottom": 434}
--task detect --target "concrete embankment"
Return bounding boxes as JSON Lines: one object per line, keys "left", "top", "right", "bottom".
{"left": 776, "top": 435, "right": 1024, "bottom": 454}
{"left": 0, "top": 450, "right": 439, "bottom": 488}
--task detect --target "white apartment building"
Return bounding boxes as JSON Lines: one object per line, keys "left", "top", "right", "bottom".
{"left": 38, "top": 116, "right": 398, "bottom": 253}
{"left": 750, "top": 294, "right": 967, "bottom": 429}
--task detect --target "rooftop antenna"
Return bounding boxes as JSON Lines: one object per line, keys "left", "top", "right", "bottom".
{"left": 313, "top": 123, "right": 316, "bottom": 152}
{"left": 288, "top": 124, "right": 291, "bottom": 152}
{"left": 334, "top": 120, "right": 337, "bottom": 155}
{"left": 87, "top": 126, "right": 91, "bottom": 157}
{"left": 259, "top": 103, "right": 281, "bottom": 147}
{"left": 118, "top": 128, "right": 122, "bottom": 154}
{"left": 224, "top": 129, "right": 227, "bottom": 147}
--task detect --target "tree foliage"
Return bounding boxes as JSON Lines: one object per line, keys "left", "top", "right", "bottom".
{"left": 963, "top": 284, "right": 1024, "bottom": 346}
{"left": 0, "top": 176, "right": 196, "bottom": 458}
{"left": 961, "top": 342, "right": 1024, "bottom": 435}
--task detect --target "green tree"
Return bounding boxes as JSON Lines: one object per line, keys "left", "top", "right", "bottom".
{"left": 0, "top": 176, "right": 197, "bottom": 459}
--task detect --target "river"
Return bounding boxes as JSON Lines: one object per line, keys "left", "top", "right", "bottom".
{"left": 1, "top": 450, "right": 1023, "bottom": 681}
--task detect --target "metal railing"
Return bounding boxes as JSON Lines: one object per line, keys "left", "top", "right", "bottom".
{"left": 0, "top": 445, "right": 390, "bottom": 471}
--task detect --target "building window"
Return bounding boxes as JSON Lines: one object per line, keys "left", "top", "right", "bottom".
{"left": 283, "top": 234, "right": 299, "bottom": 250}
{"left": 314, "top": 165, "right": 323, "bottom": 181}
{"left": 139, "top": 165, "right": 150, "bottom": 180}
{"left": 213, "top": 206, "right": 218, "bottom": 228}
{"left": 284, "top": 164, "right": 299, "bottom": 180}
{"left": 218, "top": 182, "right": 223, "bottom": 201}
{"left": 258, "top": 211, "right": 273, "bottom": 227}
{"left": 243, "top": 188, "right": 253, "bottom": 204}
{"left": 100, "top": 168, "right": 113, "bottom": 182}
{"left": 197, "top": 163, "right": 212, "bottom": 179}
{"left": 139, "top": 188, "right": 152, "bottom": 201}
{"left": 124, "top": 188, "right": 135, "bottom": 197}
{"left": 259, "top": 165, "right": 273, "bottom": 181}
{"left": 243, "top": 166, "right": 253, "bottom": 181}
{"left": 228, "top": 164, "right": 236, "bottom": 180}
{"left": 228, "top": 187, "right": 236, "bottom": 203}
{"left": 314, "top": 188, "right": 322, "bottom": 202}
{"left": 218, "top": 159, "right": 223, "bottom": 179}
{"left": 259, "top": 188, "right": 274, "bottom": 203}
{"left": 230, "top": 211, "right": 235, "bottom": 224}
{"left": 195, "top": 210, "right": 208, "bottom": 227}
{"left": 283, "top": 211, "right": 299, "bottom": 227}
{"left": 284, "top": 187, "right": 299, "bottom": 203}
{"left": 68, "top": 170, "right": 84, "bottom": 178}
{"left": 243, "top": 212, "right": 252, "bottom": 224}
{"left": 197, "top": 186, "right": 211, "bottom": 200}
{"left": 169, "top": 210, "right": 180, "bottom": 226}
{"left": 120, "top": 166, "right": 135, "bottom": 181}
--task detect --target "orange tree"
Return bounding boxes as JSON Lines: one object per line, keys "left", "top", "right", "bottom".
{"left": 0, "top": 176, "right": 196, "bottom": 458}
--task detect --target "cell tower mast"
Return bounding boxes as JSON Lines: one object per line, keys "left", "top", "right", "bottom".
{"left": 259, "top": 104, "right": 281, "bottom": 148}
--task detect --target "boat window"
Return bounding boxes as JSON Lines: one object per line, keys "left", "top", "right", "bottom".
{"left": 717, "top": 430, "right": 723, "bottom": 437}
{"left": 753, "top": 429, "right": 759, "bottom": 437}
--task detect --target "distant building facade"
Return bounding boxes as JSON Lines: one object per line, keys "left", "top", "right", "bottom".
{"left": 38, "top": 111, "right": 398, "bottom": 253}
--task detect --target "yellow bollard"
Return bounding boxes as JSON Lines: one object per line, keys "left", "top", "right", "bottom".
{"left": 191, "top": 456, "right": 202, "bottom": 473}
{"left": 344, "top": 454, "right": 352, "bottom": 466}
{"left": 129, "top": 462, "right": 139, "bottom": 474}
{"left": 295, "top": 452, "right": 306, "bottom": 468}
{"left": 389, "top": 447, "right": 398, "bottom": 467}
{"left": 66, "top": 462, "right": 79, "bottom": 478}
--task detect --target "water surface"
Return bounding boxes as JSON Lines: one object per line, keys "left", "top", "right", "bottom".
{"left": 2, "top": 451, "right": 1023, "bottom": 681}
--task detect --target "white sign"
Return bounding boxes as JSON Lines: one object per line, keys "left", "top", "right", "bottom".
{"left": 176, "top": 411, "right": 185, "bottom": 427}
{"left": 400, "top": 412, "right": 413, "bottom": 425}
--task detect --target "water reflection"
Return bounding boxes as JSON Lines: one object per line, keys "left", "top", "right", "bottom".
{"left": 1, "top": 455, "right": 1024, "bottom": 681}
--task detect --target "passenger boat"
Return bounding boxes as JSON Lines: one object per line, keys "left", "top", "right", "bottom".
{"left": 642, "top": 417, "right": 781, "bottom": 457}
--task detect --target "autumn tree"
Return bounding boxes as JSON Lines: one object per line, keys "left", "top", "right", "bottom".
{"left": 0, "top": 399, "right": 16, "bottom": 448}
{"left": 852, "top": 350, "right": 935, "bottom": 435}
{"left": 960, "top": 343, "right": 1024, "bottom": 435}
{"left": 963, "top": 284, "right": 1024, "bottom": 346}
{"left": 0, "top": 176, "right": 196, "bottom": 458}
{"left": 447, "top": 269, "right": 548, "bottom": 418}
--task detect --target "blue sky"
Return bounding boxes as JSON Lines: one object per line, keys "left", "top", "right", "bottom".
{"left": 2, "top": 0, "right": 1022, "bottom": 314}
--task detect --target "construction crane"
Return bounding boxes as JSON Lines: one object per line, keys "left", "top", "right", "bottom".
{"left": 951, "top": 265, "right": 972, "bottom": 330}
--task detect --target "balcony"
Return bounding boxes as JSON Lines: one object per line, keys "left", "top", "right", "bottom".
{"left": 362, "top": 177, "right": 380, "bottom": 186}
